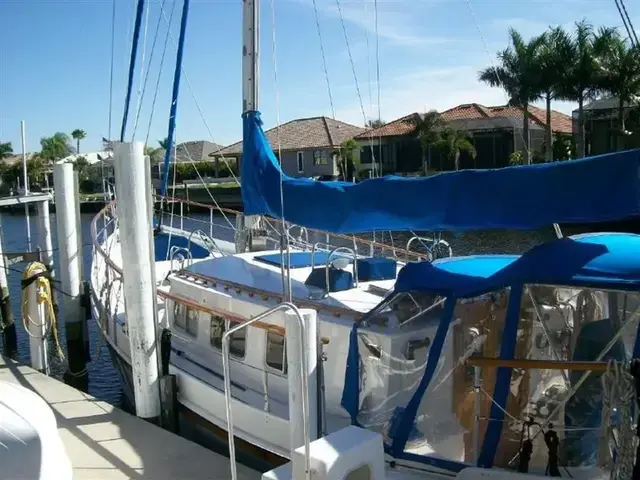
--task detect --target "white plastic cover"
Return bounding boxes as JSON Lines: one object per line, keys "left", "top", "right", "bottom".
{"left": 0, "top": 380, "right": 73, "bottom": 480}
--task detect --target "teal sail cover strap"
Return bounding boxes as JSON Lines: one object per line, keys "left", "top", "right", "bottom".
{"left": 241, "top": 110, "right": 640, "bottom": 233}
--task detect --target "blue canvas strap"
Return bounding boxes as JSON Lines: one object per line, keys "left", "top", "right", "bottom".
{"left": 390, "top": 297, "right": 457, "bottom": 456}
{"left": 340, "top": 323, "right": 361, "bottom": 425}
{"left": 477, "top": 285, "right": 524, "bottom": 468}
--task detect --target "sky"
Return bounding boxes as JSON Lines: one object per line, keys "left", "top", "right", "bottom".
{"left": 1, "top": 0, "right": 639, "bottom": 153}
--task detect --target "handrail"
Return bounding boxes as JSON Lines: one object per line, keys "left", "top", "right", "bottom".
{"left": 309, "top": 246, "right": 359, "bottom": 300}
{"left": 467, "top": 357, "right": 611, "bottom": 372}
{"left": 170, "top": 246, "right": 192, "bottom": 272}
{"left": 157, "top": 289, "right": 286, "bottom": 335}
{"left": 152, "top": 194, "right": 429, "bottom": 261}
{"left": 287, "top": 224, "right": 309, "bottom": 245}
{"left": 405, "top": 236, "right": 434, "bottom": 261}
{"left": 222, "top": 302, "right": 312, "bottom": 480}
{"left": 90, "top": 200, "right": 123, "bottom": 276}
{"left": 187, "top": 228, "right": 226, "bottom": 257}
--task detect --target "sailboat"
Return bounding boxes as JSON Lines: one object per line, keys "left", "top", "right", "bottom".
{"left": 91, "top": 0, "right": 640, "bottom": 478}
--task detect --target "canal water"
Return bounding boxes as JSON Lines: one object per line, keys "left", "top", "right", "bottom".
{"left": 1, "top": 210, "right": 584, "bottom": 406}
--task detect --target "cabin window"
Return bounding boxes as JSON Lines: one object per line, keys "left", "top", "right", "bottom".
{"left": 174, "top": 302, "right": 186, "bottom": 329}
{"left": 265, "top": 331, "right": 287, "bottom": 374}
{"left": 186, "top": 308, "right": 199, "bottom": 337}
{"left": 210, "top": 315, "right": 246, "bottom": 358}
{"left": 173, "top": 302, "right": 198, "bottom": 337}
{"left": 297, "top": 151, "right": 304, "bottom": 173}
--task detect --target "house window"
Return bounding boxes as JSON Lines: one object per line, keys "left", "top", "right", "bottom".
{"left": 265, "top": 331, "right": 287, "bottom": 374}
{"left": 173, "top": 302, "right": 198, "bottom": 337}
{"left": 297, "top": 151, "right": 304, "bottom": 173}
{"left": 313, "top": 150, "right": 328, "bottom": 165}
{"left": 210, "top": 315, "right": 246, "bottom": 358}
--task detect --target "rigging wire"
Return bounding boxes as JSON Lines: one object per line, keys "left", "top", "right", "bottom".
{"left": 311, "top": 0, "right": 335, "bottom": 119}
{"left": 158, "top": 6, "right": 240, "bottom": 188}
{"left": 133, "top": 0, "right": 170, "bottom": 141}
{"left": 159, "top": 0, "right": 191, "bottom": 198}
{"left": 268, "top": 0, "right": 292, "bottom": 302}
{"left": 374, "top": 0, "right": 382, "bottom": 179}
{"left": 143, "top": 0, "right": 177, "bottom": 149}
{"left": 134, "top": 0, "right": 151, "bottom": 127}
{"left": 107, "top": 0, "right": 117, "bottom": 142}
{"left": 616, "top": 0, "right": 639, "bottom": 47}
{"left": 120, "top": 0, "right": 147, "bottom": 142}
{"left": 463, "top": 0, "right": 530, "bottom": 161}
{"left": 614, "top": 0, "right": 635, "bottom": 47}
{"left": 463, "top": 0, "right": 565, "bottom": 240}
{"left": 334, "top": 0, "right": 369, "bottom": 130}
{"left": 334, "top": 0, "right": 378, "bottom": 180}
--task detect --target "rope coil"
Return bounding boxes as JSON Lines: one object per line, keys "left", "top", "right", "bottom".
{"left": 21, "top": 262, "right": 64, "bottom": 360}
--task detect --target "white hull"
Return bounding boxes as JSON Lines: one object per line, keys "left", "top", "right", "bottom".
{"left": 91, "top": 223, "right": 616, "bottom": 480}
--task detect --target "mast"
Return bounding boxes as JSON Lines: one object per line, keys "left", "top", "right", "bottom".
{"left": 242, "top": 0, "right": 259, "bottom": 113}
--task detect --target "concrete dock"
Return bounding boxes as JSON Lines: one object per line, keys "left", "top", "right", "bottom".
{"left": 0, "top": 357, "right": 260, "bottom": 479}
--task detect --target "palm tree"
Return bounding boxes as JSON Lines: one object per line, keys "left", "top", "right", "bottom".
{"left": 39, "top": 133, "right": 72, "bottom": 162}
{"left": 158, "top": 137, "right": 169, "bottom": 149}
{"left": 337, "top": 138, "right": 359, "bottom": 181}
{"left": 597, "top": 35, "right": 640, "bottom": 150}
{"left": 478, "top": 28, "right": 546, "bottom": 164}
{"left": 0, "top": 142, "right": 13, "bottom": 159}
{"left": 539, "top": 27, "right": 572, "bottom": 161}
{"left": 408, "top": 110, "right": 445, "bottom": 173}
{"left": 71, "top": 129, "right": 87, "bottom": 154}
{"left": 557, "top": 21, "right": 618, "bottom": 157}
{"left": 435, "top": 128, "right": 476, "bottom": 171}
{"left": 74, "top": 156, "right": 90, "bottom": 180}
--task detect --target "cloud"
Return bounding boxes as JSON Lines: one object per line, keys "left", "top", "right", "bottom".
{"left": 292, "top": 0, "right": 452, "bottom": 48}
{"left": 333, "top": 65, "right": 576, "bottom": 126}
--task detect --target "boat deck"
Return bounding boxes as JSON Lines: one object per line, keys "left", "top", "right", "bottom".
{"left": 183, "top": 250, "right": 400, "bottom": 315}
{"left": 0, "top": 357, "right": 260, "bottom": 480}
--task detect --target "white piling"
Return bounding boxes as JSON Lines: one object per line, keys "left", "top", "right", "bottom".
{"left": 53, "top": 163, "right": 87, "bottom": 389}
{"left": 0, "top": 216, "right": 17, "bottom": 356}
{"left": 21, "top": 120, "right": 32, "bottom": 251}
{"left": 36, "top": 199, "right": 54, "bottom": 275}
{"left": 285, "top": 308, "right": 319, "bottom": 455}
{"left": 113, "top": 141, "right": 161, "bottom": 421}
{"left": 24, "top": 265, "right": 48, "bottom": 373}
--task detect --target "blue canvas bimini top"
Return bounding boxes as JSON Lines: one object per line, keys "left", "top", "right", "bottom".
{"left": 394, "top": 233, "right": 640, "bottom": 297}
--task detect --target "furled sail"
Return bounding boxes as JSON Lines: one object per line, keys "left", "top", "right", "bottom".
{"left": 241, "top": 111, "right": 640, "bottom": 233}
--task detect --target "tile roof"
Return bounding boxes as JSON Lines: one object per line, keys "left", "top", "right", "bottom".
{"left": 355, "top": 103, "right": 573, "bottom": 139}
{"left": 1, "top": 153, "right": 37, "bottom": 166}
{"left": 156, "top": 141, "right": 224, "bottom": 163}
{"left": 216, "top": 116, "right": 366, "bottom": 156}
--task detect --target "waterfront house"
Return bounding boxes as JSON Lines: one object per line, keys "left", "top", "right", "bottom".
{"left": 355, "top": 103, "right": 573, "bottom": 173}
{"left": 213, "top": 116, "right": 366, "bottom": 178}
{"left": 577, "top": 97, "right": 640, "bottom": 155}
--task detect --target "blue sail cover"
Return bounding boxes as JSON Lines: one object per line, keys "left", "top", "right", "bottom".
{"left": 241, "top": 111, "right": 640, "bottom": 233}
